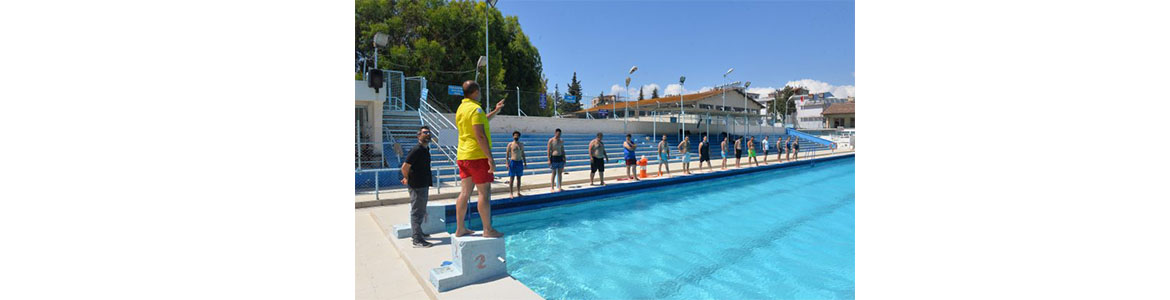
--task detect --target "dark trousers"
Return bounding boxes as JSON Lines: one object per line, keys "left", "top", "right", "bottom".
{"left": 408, "top": 187, "right": 429, "bottom": 241}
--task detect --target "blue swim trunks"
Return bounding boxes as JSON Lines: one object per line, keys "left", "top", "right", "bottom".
{"left": 549, "top": 155, "right": 566, "bottom": 169}
{"left": 508, "top": 160, "right": 524, "bottom": 177}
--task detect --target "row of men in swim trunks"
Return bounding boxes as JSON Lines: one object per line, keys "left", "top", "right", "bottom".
{"left": 644, "top": 133, "right": 804, "bottom": 177}
{"left": 502, "top": 128, "right": 591, "bottom": 198}
{"left": 504, "top": 131, "right": 809, "bottom": 194}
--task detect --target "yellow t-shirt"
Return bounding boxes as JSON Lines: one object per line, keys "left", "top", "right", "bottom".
{"left": 456, "top": 98, "right": 491, "bottom": 160}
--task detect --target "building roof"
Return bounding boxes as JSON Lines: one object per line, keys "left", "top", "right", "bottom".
{"left": 574, "top": 88, "right": 759, "bottom": 114}
{"left": 821, "top": 102, "right": 855, "bottom": 115}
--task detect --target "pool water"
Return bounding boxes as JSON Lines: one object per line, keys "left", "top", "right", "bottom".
{"left": 494, "top": 157, "right": 855, "bottom": 299}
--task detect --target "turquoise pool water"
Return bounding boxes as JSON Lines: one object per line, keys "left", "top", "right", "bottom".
{"left": 495, "top": 157, "right": 855, "bottom": 299}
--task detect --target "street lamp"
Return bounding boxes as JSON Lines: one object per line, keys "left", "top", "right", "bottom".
{"left": 628, "top": 66, "right": 638, "bottom": 122}
{"left": 473, "top": 56, "right": 487, "bottom": 81}
{"left": 621, "top": 77, "right": 629, "bottom": 121}
{"left": 484, "top": 0, "right": 499, "bottom": 110}
{"left": 744, "top": 81, "right": 752, "bottom": 136}
{"left": 679, "top": 76, "right": 686, "bottom": 141}
{"left": 372, "top": 32, "right": 389, "bottom": 69}
{"left": 722, "top": 68, "right": 733, "bottom": 135}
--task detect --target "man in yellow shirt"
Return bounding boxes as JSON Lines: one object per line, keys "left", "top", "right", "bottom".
{"left": 454, "top": 80, "right": 505, "bottom": 238}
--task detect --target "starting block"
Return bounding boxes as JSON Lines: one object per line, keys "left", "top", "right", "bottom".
{"left": 391, "top": 202, "right": 447, "bottom": 239}
{"left": 429, "top": 233, "right": 507, "bottom": 292}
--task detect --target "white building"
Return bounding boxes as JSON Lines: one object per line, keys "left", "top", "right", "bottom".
{"left": 792, "top": 92, "right": 851, "bottom": 129}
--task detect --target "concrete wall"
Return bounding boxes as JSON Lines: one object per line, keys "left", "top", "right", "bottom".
{"left": 356, "top": 80, "right": 383, "bottom": 152}
{"left": 437, "top": 113, "right": 788, "bottom": 137}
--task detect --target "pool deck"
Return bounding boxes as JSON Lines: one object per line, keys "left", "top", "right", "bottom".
{"left": 356, "top": 148, "right": 852, "bottom": 208}
{"left": 356, "top": 149, "right": 854, "bottom": 300}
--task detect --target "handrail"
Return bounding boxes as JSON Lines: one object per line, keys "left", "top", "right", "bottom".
{"left": 418, "top": 100, "right": 460, "bottom": 187}
{"left": 785, "top": 128, "right": 837, "bottom": 150}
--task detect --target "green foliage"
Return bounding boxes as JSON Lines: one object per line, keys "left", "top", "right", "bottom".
{"left": 557, "top": 72, "right": 583, "bottom": 114}
{"left": 774, "top": 86, "right": 808, "bottom": 121}
{"left": 356, "top": 0, "right": 545, "bottom": 115}
{"left": 652, "top": 87, "right": 659, "bottom": 99}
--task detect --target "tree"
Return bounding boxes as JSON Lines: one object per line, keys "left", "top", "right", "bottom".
{"left": 355, "top": 0, "right": 547, "bottom": 115}
{"left": 558, "top": 72, "right": 583, "bottom": 115}
{"left": 652, "top": 87, "right": 659, "bottom": 99}
{"left": 637, "top": 87, "right": 644, "bottom": 100}
{"left": 774, "top": 86, "right": 808, "bottom": 123}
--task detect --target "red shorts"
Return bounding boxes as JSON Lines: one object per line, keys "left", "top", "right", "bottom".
{"left": 457, "top": 159, "right": 493, "bottom": 184}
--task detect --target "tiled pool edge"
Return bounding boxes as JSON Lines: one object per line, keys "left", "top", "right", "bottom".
{"left": 444, "top": 153, "right": 855, "bottom": 224}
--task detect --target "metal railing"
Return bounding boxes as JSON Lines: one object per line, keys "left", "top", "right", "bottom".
{"left": 418, "top": 97, "right": 460, "bottom": 188}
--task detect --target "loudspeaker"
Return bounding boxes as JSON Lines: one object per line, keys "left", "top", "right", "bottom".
{"left": 367, "top": 69, "right": 384, "bottom": 93}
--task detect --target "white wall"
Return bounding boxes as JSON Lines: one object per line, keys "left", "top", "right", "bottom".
{"left": 355, "top": 80, "right": 383, "bottom": 152}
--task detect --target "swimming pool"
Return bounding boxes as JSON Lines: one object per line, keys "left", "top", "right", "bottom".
{"left": 492, "top": 156, "right": 855, "bottom": 299}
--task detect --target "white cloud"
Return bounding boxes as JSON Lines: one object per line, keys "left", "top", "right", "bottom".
{"left": 746, "top": 87, "right": 778, "bottom": 96}
{"left": 697, "top": 86, "right": 713, "bottom": 93}
{"left": 785, "top": 79, "right": 855, "bottom": 98}
{"left": 664, "top": 84, "right": 687, "bottom": 96}
{"left": 632, "top": 83, "right": 659, "bottom": 99}
{"left": 609, "top": 84, "right": 626, "bottom": 97}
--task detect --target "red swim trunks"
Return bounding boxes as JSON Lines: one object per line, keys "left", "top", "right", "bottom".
{"left": 457, "top": 158, "right": 493, "bottom": 184}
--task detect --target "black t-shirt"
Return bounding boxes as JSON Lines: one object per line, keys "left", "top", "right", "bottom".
{"left": 404, "top": 143, "right": 432, "bottom": 188}
{"left": 699, "top": 142, "right": 709, "bottom": 156}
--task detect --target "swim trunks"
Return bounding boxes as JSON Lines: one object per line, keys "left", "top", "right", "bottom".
{"left": 549, "top": 155, "right": 566, "bottom": 169}
{"left": 507, "top": 160, "right": 524, "bottom": 177}
{"left": 590, "top": 157, "right": 605, "bottom": 173}
{"left": 457, "top": 158, "right": 492, "bottom": 184}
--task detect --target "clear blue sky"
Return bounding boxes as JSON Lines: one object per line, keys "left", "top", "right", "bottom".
{"left": 496, "top": 0, "right": 854, "bottom": 107}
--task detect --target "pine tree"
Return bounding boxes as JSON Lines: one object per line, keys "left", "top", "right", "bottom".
{"left": 560, "top": 73, "right": 583, "bottom": 114}
{"left": 638, "top": 87, "right": 644, "bottom": 100}
{"left": 652, "top": 87, "right": 659, "bottom": 99}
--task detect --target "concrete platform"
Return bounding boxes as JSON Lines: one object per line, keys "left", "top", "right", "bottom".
{"left": 365, "top": 205, "right": 541, "bottom": 300}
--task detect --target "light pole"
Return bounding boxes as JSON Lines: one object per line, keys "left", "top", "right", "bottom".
{"left": 372, "top": 32, "right": 389, "bottom": 70}
{"left": 624, "top": 66, "right": 637, "bottom": 127}
{"left": 744, "top": 81, "right": 751, "bottom": 136}
{"left": 619, "top": 78, "right": 627, "bottom": 121}
{"left": 373, "top": 32, "right": 389, "bottom": 105}
{"left": 722, "top": 68, "right": 733, "bottom": 137}
{"left": 629, "top": 66, "right": 638, "bottom": 122}
{"left": 484, "top": 0, "right": 498, "bottom": 109}
{"left": 678, "top": 76, "right": 686, "bottom": 141}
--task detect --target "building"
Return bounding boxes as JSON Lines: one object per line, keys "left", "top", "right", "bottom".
{"left": 821, "top": 102, "right": 855, "bottom": 128}
{"left": 573, "top": 87, "right": 765, "bottom": 120}
{"left": 792, "top": 92, "right": 850, "bottom": 129}
{"left": 590, "top": 95, "right": 618, "bottom": 108}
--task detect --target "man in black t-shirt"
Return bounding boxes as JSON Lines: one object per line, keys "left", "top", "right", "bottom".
{"left": 400, "top": 126, "right": 434, "bottom": 248}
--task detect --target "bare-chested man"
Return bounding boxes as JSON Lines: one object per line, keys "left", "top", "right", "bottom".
{"left": 698, "top": 134, "right": 712, "bottom": 172}
{"left": 678, "top": 135, "right": 691, "bottom": 175}
{"left": 588, "top": 132, "right": 608, "bottom": 186}
{"left": 734, "top": 136, "right": 743, "bottom": 168}
{"left": 505, "top": 131, "right": 526, "bottom": 198}
{"left": 656, "top": 134, "right": 671, "bottom": 176}
{"left": 720, "top": 134, "right": 729, "bottom": 170}
{"left": 547, "top": 128, "right": 566, "bottom": 192}
{"left": 748, "top": 136, "right": 760, "bottom": 167}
